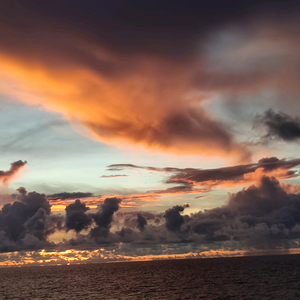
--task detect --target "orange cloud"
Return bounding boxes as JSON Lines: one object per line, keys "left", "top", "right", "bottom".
{"left": 1, "top": 2, "right": 300, "bottom": 164}
{"left": 3, "top": 247, "right": 300, "bottom": 267}
{"left": 279, "top": 182, "right": 300, "bottom": 194}
{"left": 187, "top": 167, "right": 299, "bottom": 190}
{"left": 49, "top": 157, "right": 300, "bottom": 211}
{"left": 49, "top": 185, "right": 209, "bottom": 211}
{"left": 0, "top": 40, "right": 250, "bottom": 161}
{"left": 98, "top": 158, "right": 300, "bottom": 210}
{"left": 0, "top": 160, "right": 27, "bottom": 187}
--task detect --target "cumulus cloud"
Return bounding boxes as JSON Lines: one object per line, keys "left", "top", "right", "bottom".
{"left": 0, "top": 160, "right": 27, "bottom": 186}
{"left": 136, "top": 213, "right": 147, "bottom": 232}
{"left": 65, "top": 200, "right": 92, "bottom": 233}
{"left": 91, "top": 197, "right": 122, "bottom": 238}
{"left": 1, "top": 157, "right": 300, "bottom": 256}
{"left": 108, "top": 176, "right": 300, "bottom": 249}
{"left": 3, "top": 175, "right": 300, "bottom": 254}
{"left": 0, "top": 187, "right": 62, "bottom": 252}
{"left": 187, "top": 176, "right": 300, "bottom": 247}
{"left": 77, "top": 176, "right": 300, "bottom": 248}
{"left": 164, "top": 204, "right": 189, "bottom": 232}
{"left": 256, "top": 109, "right": 300, "bottom": 142}
{"left": 60, "top": 175, "right": 300, "bottom": 254}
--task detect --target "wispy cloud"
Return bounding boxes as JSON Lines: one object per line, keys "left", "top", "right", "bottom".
{"left": 49, "top": 157, "right": 300, "bottom": 210}
{"left": 100, "top": 175, "right": 128, "bottom": 178}
{"left": 47, "top": 192, "right": 94, "bottom": 201}
{"left": 109, "top": 157, "right": 300, "bottom": 192}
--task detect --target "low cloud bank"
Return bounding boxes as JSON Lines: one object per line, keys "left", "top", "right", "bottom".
{"left": 1, "top": 174, "right": 300, "bottom": 253}
{"left": 0, "top": 187, "right": 62, "bottom": 252}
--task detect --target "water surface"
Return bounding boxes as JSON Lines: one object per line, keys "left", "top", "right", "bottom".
{"left": 0, "top": 254, "right": 300, "bottom": 299}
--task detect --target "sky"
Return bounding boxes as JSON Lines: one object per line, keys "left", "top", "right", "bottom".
{"left": 1, "top": 0, "right": 300, "bottom": 266}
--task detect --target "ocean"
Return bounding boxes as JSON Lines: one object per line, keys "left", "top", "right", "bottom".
{"left": 0, "top": 254, "right": 300, "bottom": 299}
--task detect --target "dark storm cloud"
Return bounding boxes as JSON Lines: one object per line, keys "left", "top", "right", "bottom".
{"left": 91, "top": 198, "right": 122, "bottom": 238}
{"left": 93, "top": 198, "right": 122, "bottom": 228}
{"left": 47, "top": 192, "right": 94, "bottom": 201}
{"left": 164, "top": 204, "right": 189, "bottom": 232}
{"left": 0, "top": 188, "right": 63, "bottom": 252}
{"left": 256, "top": 109, "right": 300, "bottom": 142}
{"left": 0, "top": 160, "right": 27, "bottom": 185}
{"left": 117, "top": 211, "right": 158, "bottom": 229}
{"left": 136, "top": 213, "right": 147, "bottom": 232}
{"left": 4, "top": 175, "right": 300, "bottom": 253}
{"left": 187, "top": 176, "right": 300, "bottom": 245}
{"left": 17, "top": 187, "right": 51, "bottom": 214}
{"left": 65, "top": 200, "right": 92, "bottom": 233}
{"left": 103, "top": 176, "right": 300, "bottom": 248}
{"left": 65, "top": 175, "right": 300, "bottom": 249}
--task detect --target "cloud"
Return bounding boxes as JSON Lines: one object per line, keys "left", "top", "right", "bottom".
{"left": 164, "top": 204, "right": 189, "bottom": 232}
{"left": 0, "top": 194, "right": 15, "bottom": 205}
{"left": 91, "top": 197, "right": 122, "bottom": 238}
{"left": 187, "top": 176, "right": 300, "bottom": 247}
{"left": 46, "top": 156, "right": 300, "bottom": 211}
{"left": 109, "top": 157, "right": 300, "bottom": 192}
{"left": 107, "top": 164, "right": 180, "bottom": 172}
{"left": 47, "top": 180, "right": 207, "bottom": 211}
{"left": 136, "top": 213, "right": 147, "bottom": 232}
{"left": 0, "top": 247, "right": 250, "bottom": 267}
{"left": 0, "top": 160, "right": 27, "bottom": 186}
{"left": 0, "top": 187, "right": 62, "bottom": 252}
{"left": 167, "top": 157, "right": 300, "bottom": 188}
{"left": 100, "top": 175, "right": 128, "bottom": 178}
{"left": 0, "top": 52, "right": 250, "bottom": 160}
{"left": 3, "top": 174, "right": 300, "bottom": 254}
{"left": 0, "top": 120, "right": 67, "bottom": 153}
{"left": 65, "top": 199, "right": 92, "bottom": 233}
{"left": 194, "top": 195, "right": 212, "bottom": 199}
{"left": 6, "top": 2, "right": 300, "bottom": 160}
{"left": 47, "top": 192, "right": 94, "bottom": 201}
{"left": 0, "top": 1, "right": 298, "bottom": 161}
{"left": 61, "top": 184, "right": 204, "bottom": 210}
{"left": 61, "top": 175, "right": 300, "bottom": 252}
{"left": 256, "top": 109, "right": 300, "bottom": 142}
{"left": 115, "top": 176, "right": 300, "bottom": 248}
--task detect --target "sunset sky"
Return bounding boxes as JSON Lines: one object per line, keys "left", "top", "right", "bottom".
{"left": 1, "top": 0, "right": 300, "bottom": 266}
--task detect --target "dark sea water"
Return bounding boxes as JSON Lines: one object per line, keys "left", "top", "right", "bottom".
{"left": 0, "top": 254, "right": 300, "bottom": 299}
